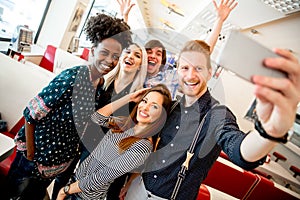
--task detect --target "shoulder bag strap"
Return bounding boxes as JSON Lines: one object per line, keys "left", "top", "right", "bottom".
{"left": 170, "top": 103, "right": 220, "bottom": 200}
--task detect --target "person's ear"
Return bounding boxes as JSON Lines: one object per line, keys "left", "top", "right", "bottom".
{"left": 207, "top": 67, "right": 213, "bottom": 80}
{"left": 91, "top": 46, "right": 95, "bottom": 57}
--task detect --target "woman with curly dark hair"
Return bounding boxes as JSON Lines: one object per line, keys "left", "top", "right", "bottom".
{"left": 5, "top": 13, "right": 132, "bottom": 200}
{"left": 84, "top": 13, "right": 132, "bottom": 84}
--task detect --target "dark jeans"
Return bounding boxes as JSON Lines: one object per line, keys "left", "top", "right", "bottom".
{"left": 51, "top": 155, "right": 80, "bottom": 200}
{"left": 6, "top": 151, "right": 53, "bottom": 200}
{"left": 5, "top": 151, "right": 80, "bottom": 200}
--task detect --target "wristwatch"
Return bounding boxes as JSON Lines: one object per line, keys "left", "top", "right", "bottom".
{"left": 254, "top": 118, "right": 288, "bottom": 143}
{"left": 63, "top": 184, "right": 70, "bottom": 195}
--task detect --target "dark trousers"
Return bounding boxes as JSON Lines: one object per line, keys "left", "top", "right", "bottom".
{"left": 106, "top": 173, "right": 129, "bottom": 200}
{"left": 51, "top": 155, "right": 80, "bottom": 200}
{"left": 5, "top": 151, "right": 53, "bottom": 200}
{"left": 5, "top": 151, "right": 80, "bottom": 200}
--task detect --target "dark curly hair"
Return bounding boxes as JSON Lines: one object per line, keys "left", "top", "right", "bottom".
{"left": 84, "top": 13, "right": 132, "bottom": 48}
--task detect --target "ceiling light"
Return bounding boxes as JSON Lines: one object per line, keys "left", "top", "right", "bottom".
{"left": 262, "top": 0, "right": 300, "bottom": 14}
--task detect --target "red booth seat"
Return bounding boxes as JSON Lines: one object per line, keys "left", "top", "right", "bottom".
{"left": 202, "top": 157, "right": 258, "bottom": 199}
{"left": 245, "top": 174, "right": 300, "bottom": 200}
{"left": 199, "top": 156, "right": 300, "bottom": 200}
{"left": 0, "top": 53, "right": 54, "bottom": 179}
{"left": 0, "top": 117, "right": 25, "bottom": 176}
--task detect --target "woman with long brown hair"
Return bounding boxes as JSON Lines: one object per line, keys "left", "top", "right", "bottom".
{"left": 57, "top": 84, "right": 172, "bottom": 200}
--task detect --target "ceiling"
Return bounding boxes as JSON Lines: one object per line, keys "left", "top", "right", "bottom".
{"left": 125, "top": 0, "right": 300, "bottom": 59}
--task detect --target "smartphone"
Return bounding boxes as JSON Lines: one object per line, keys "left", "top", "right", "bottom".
{"left": 216, "top": 30, "right": 287, "bottom": 82}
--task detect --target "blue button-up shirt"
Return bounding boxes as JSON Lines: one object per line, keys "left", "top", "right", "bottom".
{"left": 142, "top": 91, "right": 265, "bottom": 200}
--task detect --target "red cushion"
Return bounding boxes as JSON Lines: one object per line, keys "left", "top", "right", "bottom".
{"left": 202, "top": 158, "right": 258, "bottom": 199}
{"left": 196, "top": 184, "right": 210, "bottom": 200}
{"left": 246, "top": 174, "right": 300, "bottom": 200}
{"left": 0, "top": 117, "right": 24, "bottom": 176}
{"left": 219, "top": 151, "right": 229, "bottom": 160}
{"left": 0, "top": 147, "right": 16, "bottom": 176}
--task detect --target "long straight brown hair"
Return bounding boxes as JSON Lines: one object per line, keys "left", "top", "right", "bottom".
{"left": 109, "top": 84, "right": 172, "bottom": 153}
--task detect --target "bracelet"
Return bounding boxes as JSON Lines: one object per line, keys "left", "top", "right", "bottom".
{"left": 254, "top": 119, "right": 288, "bottom": 143}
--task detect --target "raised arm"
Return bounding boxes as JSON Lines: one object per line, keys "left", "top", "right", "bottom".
{"left": 97, "top": 88, "right": 149, "bottom": 116}
{"left": 241, "top": 49, "right": 300, "bottom": 161}
{"left": 206, "top": 0, "right": 238, "bottom": 54}
{"left": 117, "top": 0, "right": 135, "bottom": 23}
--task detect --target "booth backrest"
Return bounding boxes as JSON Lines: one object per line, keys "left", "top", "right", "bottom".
{"left": 0, "top": 53, "right": 54, "bottom": 177}
{"left": 80, "top": 48, "right": 89, "bottom": 61}
{"left": 53, "top": 48, "right": 87, "bottom": 74}
{"left": 0, "top": 53, "right": 55, "bottom": 131}
{"left": 39, "top": 45, "right": 57, "bottom": 72}
{"left": 245, "top": 174, "right": 300, "bottom": 200}
{"left": 202, "top": 157, "right": 258, "bottom": 199}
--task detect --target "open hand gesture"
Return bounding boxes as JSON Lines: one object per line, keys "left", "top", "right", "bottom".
{"left": 117, "top": 0, "right": 135, "bottom": 22}
{"left": 212, "top": 0, "right": 238, "bottom": 22}
{"left": 253, "top": 49, "right": 300, "bottom": 138}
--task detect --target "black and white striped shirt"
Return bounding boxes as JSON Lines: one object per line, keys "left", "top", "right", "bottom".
{"left": 75, "top": 126, "right": 152, "bottom": 199}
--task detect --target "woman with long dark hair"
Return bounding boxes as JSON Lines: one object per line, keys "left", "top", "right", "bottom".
{"left": 57, "top": 84, "right": 172, "bottom": 200}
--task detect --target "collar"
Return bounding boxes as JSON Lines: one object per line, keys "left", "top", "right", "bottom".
{"left": 180, "top": 90, "right": 215, "bottom": 114}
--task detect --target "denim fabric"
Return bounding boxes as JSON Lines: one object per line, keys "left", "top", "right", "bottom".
{"left": 6, "top": 151, "right": 53, "bottom": 200}
{"left": 51, "top": 155, "right": 80, "bottom": 200}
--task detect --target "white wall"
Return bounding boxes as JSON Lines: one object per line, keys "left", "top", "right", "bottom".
{"left": 37, "top": 0, "right": 90, "bottom": 50}
{"left": 0, "top": 53, "right": 54, "bottom": 130}
{"left": 210, "top": 69, "right": 255, "bottom": 133}
{"left": 241, "top": 12, "right": 300, "bottom": 61}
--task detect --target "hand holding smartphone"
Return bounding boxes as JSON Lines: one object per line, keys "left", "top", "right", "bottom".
{"left": 216, "top": 30, "right": 287, "bottom": 82}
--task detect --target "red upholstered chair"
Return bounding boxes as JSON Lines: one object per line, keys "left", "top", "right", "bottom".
{"left": 80, "top": 48, "right": 89, "bottom": 61}
{"left": 202, "top": 158, "right": 258, "bottom": 199}
{"left": 39, "top": 45, "right": 57, "bottom": 72}
{"left": 289, "top": 165, "right": 300, "bottom": 178}
{"left": 12, "top": 52, "right": 24, "bottom": 62}
{"left": 272, "top": 152, "right": 287, "bottom": 163}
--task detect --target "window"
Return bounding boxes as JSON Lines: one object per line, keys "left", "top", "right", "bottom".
{"left": 0, "top": 0, "right": 49, "bottom": 42}
{"left": 77, "top": 0, "right": 145, "bottom": 48}
{"left": 78, "top": 0, "right": 120, "bottom": 48}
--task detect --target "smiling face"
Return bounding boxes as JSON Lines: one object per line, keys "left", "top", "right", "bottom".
{"left": 120, "top": 44, "right": 142, "bottom": 74}
{"left": 136, "top": 91, "right": 164, "bottom": 125}
{"left": 146, "top": 47, "right": 163, "bottom": 76}
{"left": 91, "top": 38, "right": 122, "bottom": 75}
{"left": 177, "top": 51, "right": 212, "bottom": 101}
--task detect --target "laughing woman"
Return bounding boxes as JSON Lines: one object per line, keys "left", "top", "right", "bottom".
{"left": 81, "top": 43, "right": 148, "bottom": 160}
{"left": 57, "top": 84, "right": 172, "bottom": 200}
